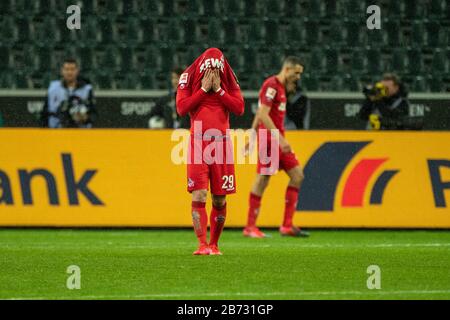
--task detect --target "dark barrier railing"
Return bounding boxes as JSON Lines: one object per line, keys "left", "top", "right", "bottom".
{"left": 0, "top": 90, "right": 448, "bottom": 130}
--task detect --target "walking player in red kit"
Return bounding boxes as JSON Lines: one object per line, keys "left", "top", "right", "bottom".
{"left": 176, "top": 48, "right": 244, "bottom": 255}
{"left": 244, "top": 56, "right": 309, "bottom": 238}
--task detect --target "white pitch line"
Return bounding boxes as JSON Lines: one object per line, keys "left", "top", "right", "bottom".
{"left": 4, "top": 289, "right": 450, "bottom": 300}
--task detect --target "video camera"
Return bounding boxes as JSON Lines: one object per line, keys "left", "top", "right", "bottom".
{"left": 363, "top": 81, "right": 388, "bottom": 101}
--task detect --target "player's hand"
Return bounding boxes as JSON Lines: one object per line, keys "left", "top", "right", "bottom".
{"left": 242, "top": 130, "right": 257, "bottom": 156}
{"left": 201, "top": 69, "right": 213, "bottom": 92}
{"left": 279, "top": 136, "right": 292, "bottom": 153}
{"left": 212, "top": 69, "right": 221, "bottom": 92}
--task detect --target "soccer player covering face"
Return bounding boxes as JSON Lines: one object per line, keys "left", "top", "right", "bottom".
{"left": 176, "top": 48, "right": 244, "bottom": 255}
{"left": 244, "top": 56, "right": 310, "bottom": 238}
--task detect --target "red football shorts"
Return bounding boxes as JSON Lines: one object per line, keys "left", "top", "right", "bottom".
{"left": 256, "top": 134, "right": 300, "bottom": 175}
{"left": 187, "top": 134, "right": 236, "bottom": 195}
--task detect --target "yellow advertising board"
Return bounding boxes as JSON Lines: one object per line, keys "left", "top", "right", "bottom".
{"left": 0, "top": 129, "right": 449, "bottom": 228}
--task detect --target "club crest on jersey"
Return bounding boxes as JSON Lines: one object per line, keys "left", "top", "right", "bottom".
{"left": 199, "top": 58, "right": 225, "bottom": 73}
{"left": 265, "top": 87, "right": 277, "bottom": 100}
{"left": 179, "top": 73, "right": 188, "bottom": 84}
{"left": 188, "top": 178, "right": 195, "bottom": 188}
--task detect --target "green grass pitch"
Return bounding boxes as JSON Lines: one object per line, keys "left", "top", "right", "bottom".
{"left": 0, "top": 229, "right": 449, "bottom": 300}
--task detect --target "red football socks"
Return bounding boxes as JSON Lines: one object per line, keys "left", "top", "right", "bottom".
{"left": 283, "top": 186, "right": 299, "bottom": 227}
{"left": 192, "top": 201, "right": 208, "bottom": 245}
{"left": 210, "top": 203, "right": 227, "bottom": 246}
{"left": 247, "top": 193, "right": 262, "bottom": 228}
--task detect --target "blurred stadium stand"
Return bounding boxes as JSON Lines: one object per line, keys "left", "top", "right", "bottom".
{"left": 0, "top": 0, "right": 448, "bottom": 91}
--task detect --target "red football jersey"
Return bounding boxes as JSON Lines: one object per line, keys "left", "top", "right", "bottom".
{"left": 258, "top": 75, "right": 287, "bottom": 135}
{"left": 176, "top": 48, "right": 244, "bottom": 134}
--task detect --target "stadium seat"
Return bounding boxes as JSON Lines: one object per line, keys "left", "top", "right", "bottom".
{"left": 265, "top": 0, "right": 281, "bottom": 17}
{"left": 119, "top": 46, "right": 136, "bottom": 73}
{"left": 36, "top": 44, "right": 54, "bottom": 73}
{"left": 350, "top": 48, "right": 366, "bottom": 74}
{"left": 140, "top": 0, "right": 160, "bottom": 17}
{"left": 387, "top": 0, "right": 403, "bottom": 17}
{"left": 20, "top": 45, "right": 38, "bottom": 73}
{"left": 0, "top": 72, "right": 14, "bottom": 88}
{"left": 162, "top": 0, "right": 174, "bottom": 16}
{"left": 140, "top": 70, "right": 157, "bottom": 89}
{"left": 37, "top": 16, "right": 59, "bottom": 46}
{"left": 329, "top": 75, "right": 344, "bottom": 91}
{"left": 247, "top": 19, "right": 264, "bottom": 44}
{"left": 366, "top": 47, "right": 382, "bottom": 75}
{"left": 95, "top": 71, "right": 114, "bottom": 89}
{"left": 343, "top": 73, "right": 360, "bottom": 92}
{"left": 385, "top": 19, "right": 401, "bottom": 47}
{"left": 14, "top": 0, "right": 37, "bottom": 16}
{"left": 324, "top": 47, "right": 340, "bottom": 74}
{"left": 0, "top": 0, "right": 13, "bottom": 14}
{"left": 124, "top": 17, "right": 141, "bottom": 45}
{"left": 407, "top": 47, "right": 424, "bottom": 75}
{"left": 304, "top": 18, "right": 320, "bottom": 46}
{"left": 428, "top": 75, "right": 443, "bottom": 92}
{"left": 15, "top": 17, "right": 33, "bottom": 44}
{"left": 328, "top": 20, "right": 344, "bottom": 46}
{"left": 224, "top": 0, "right": 242, "bottom": 16}
{"left": 183, "top": 17, "right": 199, "bottom": 45}
{"left": 391, "top": 48, "right": 407, "bottom": 74}
{"left": 99, "top": 45, "right": 119, "bottom": 71}
{"left": 412, "top": 76, "right": 427, "bottom": 92}
{"left": 345, "top": 0, "right": 364, "bottom": 18}
{"left": 141, "top": 17, "right": 156, "bottom": 44}
{"left": 431, "top": 49, "right": 447, "bottom": 75}
{"left": 223, "top": 18, "right": 239, "bottom": 45}
{"left": 1, "top": 17, "right": 16, "bottom": 45}
{"left": 287, "top": 19, "right": 305, "bottom": 46}
{"left": 264, "top": 18, "right": 281, "bottom": 45}
{"left": 405, "top": 0, "right": 425, "bottom": 18}
{"left": 78, "top": 17, "right": 99, "bottom": 46}
{"left": 0, "top": 45, "right": 12, "bottom": 71}
{"left": 242, "top": 45, "right": 258, "bottom": 72}
{"left": 223, "top": 46, "right": 241, "bottom": 72}
{"left": 14, "top": 71, "right": 29, "bottom": 89}
{"left": 185, "top": 0, "right": 201, "bottom": 16}
{"left": 283, "top": 0, "right": 300, "bottom": 18}
{"left": 429, "top": 0, "right": 445, "bottom": 17}
{"left": 143, "top": 45, "right": 159, "bottom": 70}
{"left": 207, "top": 18, "right": 223, "bottom": 47}
{"left": 121, "top": 0, "right": 137, "bottom": 16}
{"left": 302, "top": 73, "right": 320, "bottom": 91}
{"left": 160, "top": 45, "right": 175, "bottom": 72}
{"left": 309, "top": 47, "right": 324, "bottom": 72}
{"left": 120, "top": 72, "right": 141, "bottom": 89}
{"left": 78, "top": 45, "right": 95, "bottom": 72}
{"left": 410, "top": 21, "right": 425, "bottom": 46}
{"left": 164, "top": 18, "right": 183, "bottom": 45}
{"left": 307, "top": 0, "right": 324, "bottom": 18}
{"left": 99, "top": 17, "right": 115, "bottom": 44}
{"left": 324, "top": 0, "right": 339, "bottom": 17}
{"left": 344, "top": 19, "right": 363, "bottom": 47}
{"left": 202, "top": 0, "right": 220, "bottom": 16}
{"left": 426, "top": 20, "right": 442, "bottom": 47}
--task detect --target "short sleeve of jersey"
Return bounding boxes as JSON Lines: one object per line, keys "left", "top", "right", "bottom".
{"left": 259, "top": 80, "right": 278, "bottom": 108}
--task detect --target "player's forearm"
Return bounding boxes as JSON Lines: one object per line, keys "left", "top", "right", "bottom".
{"left": 257, "top": 111, "right": 278, "bottom": 132}
{"left": 176, "top": 89, "right": 207, "bottom": 116}
{"left": 250, "top": 113, "right": 259, "bottom": 130}
{"left": 215, "top": 88, "right": 245, "bottom": 116}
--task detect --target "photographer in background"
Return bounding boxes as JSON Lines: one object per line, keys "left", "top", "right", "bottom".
{"left": 359, "top": 73, "right": 421, "bottom": 130}
{"left": 284, "top": 80, "right": 310, "bottom": 130}
{"left": 41, "top": 58, "right": 96, "bottom": 128}
{"left": 148, "top": 67, "right": 189, "bottom": 129}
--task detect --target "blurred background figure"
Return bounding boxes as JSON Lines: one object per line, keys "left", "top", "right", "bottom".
{"left": 148, "top": 67, "right": 189, "bottom": 129}
{"left": 284, "top": 80, "right": 310, "bottom": 130}
{"left": 358, "top": 73, "right": 422, "bottom": 130}
{"left": 40, "top": 58, "right": 97, "bottom": 128}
